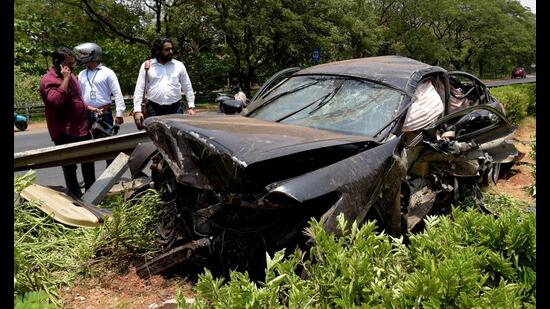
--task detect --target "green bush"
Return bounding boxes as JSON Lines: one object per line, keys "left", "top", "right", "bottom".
{"left": 523, "top": 84, "right": 536, "bottom": 114}
{"left": 186, "top": 206, "right": 536, "bottom": 308}
{"left": 490, "top": 84, "right": 535, "bottom": 125}
{"left": 490, "top": 87, "right": 529, "bottom": 125}
{"left": 93, "top": 189, "right": 163, "bottom": 270}
{"left": 14, "top": 65, "right": 42, "bottom": 108}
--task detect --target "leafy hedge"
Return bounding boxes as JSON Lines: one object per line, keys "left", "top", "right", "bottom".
{"left": 187, "top": 206, "right": 536, "bottom": 308}
{"left": 490, "top": 84, "right": 536, "bottom": 125}
{"left": 14, "top": 65, "right": 42, "bottom": 108}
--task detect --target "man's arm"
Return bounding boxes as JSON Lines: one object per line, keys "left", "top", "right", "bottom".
{"left": 179, "top": 63, "right": 196, "bottom": 115}
{"left": 133, "top": 62, "right": 146, "bottom": 113}
{"left": 42, "top": 66, "right": 72, "bottom": 108}
{"left": 107, "top": 70, "right": 126, "bottom": 122}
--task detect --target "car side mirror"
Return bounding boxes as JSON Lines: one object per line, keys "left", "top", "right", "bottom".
{"left": 220, "top": 99, "right": 244, "bottom": 115}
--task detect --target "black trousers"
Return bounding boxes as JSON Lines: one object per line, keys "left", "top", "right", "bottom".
{"left": 53, "top": 134, "right": 96, "bottom": 197}
{"left": 146, "top": 100, "right": 183, "bottom": 116}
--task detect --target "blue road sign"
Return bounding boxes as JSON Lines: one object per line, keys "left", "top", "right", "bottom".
{"left": 312, "top": 47, "right": 320, "bottom": 63}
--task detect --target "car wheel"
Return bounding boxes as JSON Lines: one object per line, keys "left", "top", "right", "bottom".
{"left": 151, "top": 159, "right": 195, "bottom": 250}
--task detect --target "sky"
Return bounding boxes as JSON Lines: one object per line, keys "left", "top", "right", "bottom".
{"left": 519, "top": 0, "right": 536, "bottom": 14}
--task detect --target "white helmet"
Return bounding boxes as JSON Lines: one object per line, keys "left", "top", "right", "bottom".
{"left": 74, "top": 42, "right": 102, "bottom": 65}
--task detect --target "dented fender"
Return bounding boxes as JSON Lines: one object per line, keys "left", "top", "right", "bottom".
{"left": 265, "top": 137, "right": 404, "bottom": 232}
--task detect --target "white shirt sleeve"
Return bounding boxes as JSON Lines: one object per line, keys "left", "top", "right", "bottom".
{"left": 133, "top": 62, "right": 146, "bottom": 113}
{"left": 78, "top": 70, "right": 86, "bottom": 89}
{"left": 179, "top": 64, "right": 195, "bottom": 108}
{"left": 107, "top": 70, "right": 126, "bottom": 117}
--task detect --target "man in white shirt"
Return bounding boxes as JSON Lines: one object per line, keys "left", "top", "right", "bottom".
{"left": 133, "top": 37, "right": 196, "bottom": 130}
{"left": 74, "top": 42, "right": 126, "bottom": 166}
{"left": 74, "top": 42, "right": 126, "bottom": 127}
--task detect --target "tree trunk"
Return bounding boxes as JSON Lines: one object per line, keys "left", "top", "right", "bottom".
{"left": 155, "top": 0, "right": 162, "bottom": 34}
{"left": 479, "top": 61, "right": 484, "bottom": 79}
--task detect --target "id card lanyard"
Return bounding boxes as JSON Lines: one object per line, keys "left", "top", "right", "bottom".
{"left": 87, "top": 68, "right": 99, "bottom": 100}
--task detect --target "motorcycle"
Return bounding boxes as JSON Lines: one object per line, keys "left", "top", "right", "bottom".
{"left": 89, "top": 112, "right": 120, "bottom": 139}
{"left": 215, "top": 88, "right": 250, "bottom": 115}
{"left": 14, "top": 112, "right": 28, "bottom": 131}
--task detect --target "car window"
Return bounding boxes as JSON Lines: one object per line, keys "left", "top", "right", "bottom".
{"left": 249, "top": 75, "right": 405, "bottom": 136}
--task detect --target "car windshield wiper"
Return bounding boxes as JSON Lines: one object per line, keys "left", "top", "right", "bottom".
{"left": 275, "top": 81, "right": 344, "bottom": 122}
{"left": 307, "top": 81, "right": 344, "bottom": 115}
{"left": 250, "top": 80, "right": 319, "bottom": 115}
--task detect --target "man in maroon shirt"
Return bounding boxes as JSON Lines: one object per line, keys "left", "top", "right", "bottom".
{"left": 39, "top": 47, "right": 102, "bottom": 197}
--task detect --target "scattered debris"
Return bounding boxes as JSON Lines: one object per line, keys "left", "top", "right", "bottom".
{"left": 20, "top": 184, "right": 111, "bottom": 228}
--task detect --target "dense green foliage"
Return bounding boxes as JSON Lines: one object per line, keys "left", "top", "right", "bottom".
{"left": 186, "top": 206, "right": 536, "bottom": 308}
{"left": 14, "top": 291, "right": 56, "bottom": 309}
{"left": 14, "top": 66, "right": 42, "bottom": 107}
{"left": 491, "top": 84, "right": 536, "bottom": 125}
{"left": 14, "top": 172, "right": 163, "bottom": 305}
{"left": 15, "top": 0, "right": 535, "bottom": 100}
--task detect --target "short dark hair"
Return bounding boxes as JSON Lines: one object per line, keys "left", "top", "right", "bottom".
{"left": 52, "top": 47, "right": 75, "bottom": 65}
{"left": 151, "top": 37, "right": 173, "bottom": 59}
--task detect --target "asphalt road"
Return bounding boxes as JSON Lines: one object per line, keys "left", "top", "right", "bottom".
{"left": 14, "top": 120, "right": 139, "bottom": 187}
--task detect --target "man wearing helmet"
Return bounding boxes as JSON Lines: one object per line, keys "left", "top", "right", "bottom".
{"left": 74, "top": 42, "right": 126, "bottom": 166}
{"left": 74, "top": 42, "right": 126, "bottom": 129}
{"left": 39, "top": 47, "right": 101, "bottom": 197}
{"left": 132, "top": 37, "right": 196, "bottom": 130}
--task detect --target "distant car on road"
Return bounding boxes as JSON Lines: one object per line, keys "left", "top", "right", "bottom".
{"left": 511, "top": 67, "right": 527, "bottom": 79}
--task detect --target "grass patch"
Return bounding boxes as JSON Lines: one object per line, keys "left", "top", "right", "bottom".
{"left": 14, "top": 172, "right": 99, "bottom": 307}
{"left": 14, "top": 172, "right": 163, "bottom": 306}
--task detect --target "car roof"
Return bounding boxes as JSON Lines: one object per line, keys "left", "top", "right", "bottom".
{"left": 295, "top": 55, "right": 446, "bottom": 92}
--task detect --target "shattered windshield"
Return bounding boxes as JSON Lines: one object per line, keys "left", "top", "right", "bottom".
{"left": 249, "top": 75, "right": 405, "bottom": 136}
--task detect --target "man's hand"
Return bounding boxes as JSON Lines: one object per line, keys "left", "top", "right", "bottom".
{"left": 87, "top": 106, "right": 102, "bottom": 115}
{"left": 61, "top": 65, "right": 72, "bottom": 80}
{"left": 115, "top": 117, "right": 124, "bottom": 125}
{"left": 134, "top": 112, "right": 144, "bottom": 130}
{"left": 187, "top": 108, "right": 196, "bottom": 116}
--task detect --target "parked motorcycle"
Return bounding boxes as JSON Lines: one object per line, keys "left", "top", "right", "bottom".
{"left": 215, "top": 87, "right": 249, "bottom": 115}
{"left": 14, "top": 112, "right": 28, "bottom": 131}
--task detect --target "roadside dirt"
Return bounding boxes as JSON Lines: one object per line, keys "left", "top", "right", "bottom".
{"left": 488, "top": 116, "right": 536, "bottom": 204}
{"left": 61, "top": 267, "right": 195, "bottom": 309}
{"left": 58, "top": 116, "right": 536, "bottom": 308}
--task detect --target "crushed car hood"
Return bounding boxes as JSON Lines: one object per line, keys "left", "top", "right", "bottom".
{"left": 144, "top": 114, "right": 376, "bottom": 191}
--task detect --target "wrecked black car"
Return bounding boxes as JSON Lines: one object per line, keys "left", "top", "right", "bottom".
{"left": 129, "top": 56, "right": 518, "bottom": 278}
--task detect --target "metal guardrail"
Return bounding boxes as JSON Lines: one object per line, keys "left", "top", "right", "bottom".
{"left": 485, "top": 77, "right": 536, "bottom": 88}
{"left": 14, "top": 131, "right": 149, "bottom": 171}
